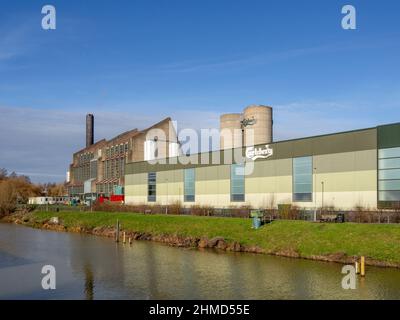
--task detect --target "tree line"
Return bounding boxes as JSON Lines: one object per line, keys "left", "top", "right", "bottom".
{"left": 0, "top": 168, "right": 66, "bottom": 216}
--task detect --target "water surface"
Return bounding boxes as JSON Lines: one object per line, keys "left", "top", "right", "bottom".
{"left": 0, "top": 223, "right": 399, "bottom": 299}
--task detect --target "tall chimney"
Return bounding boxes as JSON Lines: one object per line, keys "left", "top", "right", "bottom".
{"left": 86, "top": 114, "right": 94, "bottom": 148}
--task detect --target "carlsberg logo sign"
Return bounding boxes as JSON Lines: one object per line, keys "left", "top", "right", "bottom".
{"left": 246, "top": 145, "right": 273, "bottom": 160}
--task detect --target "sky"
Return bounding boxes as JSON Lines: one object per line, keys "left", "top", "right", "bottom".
{"left": 0, "top": 0, "right": 400, "bottom": 182}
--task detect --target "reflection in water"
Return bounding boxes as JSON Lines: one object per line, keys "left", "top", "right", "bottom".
{"left": 144, "top": 242, "right": 160, "bottom": 298}
{"left": 0, "top": 223, "right": 399, "bottom": 300}
{"left": 84, "top": 264, "right": 94, "bottom": 300}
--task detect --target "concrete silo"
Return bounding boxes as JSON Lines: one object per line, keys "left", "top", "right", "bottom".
{"left": 219, "top": 113, "right": 243, "bottom": 149}
{"left": 242, "top": 105, "right": 273, "bottom": 146}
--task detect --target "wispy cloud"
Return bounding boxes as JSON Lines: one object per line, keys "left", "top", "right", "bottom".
{"left": 158, "top": 36, "right": 399, "bottom": 74}
{"left": 0, "top": 21, "right": 35, "bottom": 62}
{"left": 273, "top": 100, "right": 377, "bottom": 141}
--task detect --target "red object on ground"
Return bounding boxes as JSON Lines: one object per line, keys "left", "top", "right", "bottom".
{"left": 110, "top": 195, "right": 124, "bottom": 202}
{"left": 98, "top": 196, "right": 109, "bottom": 203}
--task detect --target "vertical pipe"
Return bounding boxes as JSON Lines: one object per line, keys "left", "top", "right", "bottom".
{"left": 361, "top": 256, "right": 365, "bottom": 277}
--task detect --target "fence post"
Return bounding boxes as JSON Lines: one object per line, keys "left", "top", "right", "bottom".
{"left": 355, "top": 260, "right": 360, "bottom": 274}
{"left": 360, "top": 256, "right": 365, "bottom": 277}
{"left": 115, "top": 219, "right": 120, "bottom": 243}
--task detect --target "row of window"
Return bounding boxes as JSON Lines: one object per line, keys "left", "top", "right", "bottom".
{"left": 103, "top": 158, "right": 125, "bottom": 179}
{"left": 90, "top": 160, "right": 98, "bottom": 179}
{"left": 74, "top": 158, "right": 125, "bottom": 183}
{"left": 184, "top": 168, "right": 195, "bottom": 202}
{"left": 68, "top": 185, "right": 84, "bottom": 195}
{"left": 105, "top": 143, "right": 129, "bottom": 158}
{"left": 378, "top": 146, "right": 400, "bottom": 202}
{"left": 146, "top": 159, "right": 312, "bottom": 203}
{"left": 147, "top": 164, "right": 244, "bottom": 202}
{"left": 97, "top": 183, "right": 119, "bottom": 195}
{"left": 78, "top": 152, "right": 94, "bottom": 165}
{"left": 72, "top": 164, "right": 90, "bottom": 183}
{"left": 293, "top": 156, "right": 313, "bottom": 202}
{"left": 142, "top": 149, "right": 400, "bottom": 204}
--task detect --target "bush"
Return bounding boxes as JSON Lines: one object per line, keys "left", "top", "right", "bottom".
{"left": 0, "top": 180, "right": 17, "bottom": 216}
{"left": 227, "top": 205, "right": 252, "bottom": 218}
{"left": 92, "top": 201, "right": 184, "bottom": 215}
{"left": 277, "top": 204, "right": 300, "bottom": 220}
{"left": 90, "top": 201, "right": 400, "bottom": 223}
{"left": 190, "top": 205, "right": 214, "bottom": 216}
{"left": 167, "top": 201, "right": 182, "bottom": 215}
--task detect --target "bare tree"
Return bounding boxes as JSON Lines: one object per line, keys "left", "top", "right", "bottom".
{"left": 0, "top": 180, "right": 17, "bottom": 216}
{"left": 0, "top": 168, "right": 7, "bottom": 181}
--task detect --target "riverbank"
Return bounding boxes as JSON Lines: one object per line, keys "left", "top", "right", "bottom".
{"left": 3, "top": 211, "right": 400, "bottom": 268}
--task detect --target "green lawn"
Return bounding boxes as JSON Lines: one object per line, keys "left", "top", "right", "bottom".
{"left": 32, "top": 211, "right": 400, "bottom": 264}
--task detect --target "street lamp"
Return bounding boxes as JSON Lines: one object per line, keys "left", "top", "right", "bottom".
{"left": 321, "top": 181, "right": 325, "bottom": 214}
{"left": 313, "top": 167, "right": 317, "bottom": 222}
{"left": 165, "top": 178, "right": 169, "bottom": 214}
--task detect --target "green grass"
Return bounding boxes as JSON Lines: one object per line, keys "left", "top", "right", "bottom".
{"left": 32, "top": 211, "right": 400, "bottom": 264}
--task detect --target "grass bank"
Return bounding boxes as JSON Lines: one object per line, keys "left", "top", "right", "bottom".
{"left": 11, "top": 211, "right": 400, "bottom": 267}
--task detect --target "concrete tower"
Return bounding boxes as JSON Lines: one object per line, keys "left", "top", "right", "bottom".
{"left": 219, "top": 113, "right": 243, "bottom": 149}
{"left": 243, "top": 105, "right": 273, "bottom": 146}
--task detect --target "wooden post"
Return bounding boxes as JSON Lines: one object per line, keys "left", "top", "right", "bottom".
{"left": 115, "top": 219, "right": 120, "bottom": 242}
{"left": 355, "top": 261, "right": 360, "bottom": 274}
{"left": 123, "top": 232, "right": 126, "bottom": 244}
{"left": 360, "top": 256, "right": 365, "bottom": 277}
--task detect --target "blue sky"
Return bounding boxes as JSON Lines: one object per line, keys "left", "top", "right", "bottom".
{"left": 1, "top": 0, "right": 400, "bottom": 182}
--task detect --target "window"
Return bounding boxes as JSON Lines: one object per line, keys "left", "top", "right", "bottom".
{"left": 231, "top": 163, "right": 245, "bottom": 202}
{"left": 90, "top": 160, "right": 97, "bottom": 179}
{"left": 379, "top": 158, "right": 400, "bottom": 170}
{"left": 120, "top": 158, "right": 125, "bottom": 176}
{"left": 379, "top": 147, "right": 400, "bottom": 159}
{"left": 184, "top": 168, "right": 195, "bottom": 202}
{"left": 111, "top": 159, "right": 115, "bottom": 178}
{"left": 105, "top": 160, "right": 109, "bottom": 179}
{"left": 124, "top": 143, "right": 128, "bottom": 152}
{"left": 378, "top": 147, "right": 400, "bottom": 202}
{"left": 293, "top": 156, "right": 313, "bottom": 202}
{"left": 148, "top": 172, "right": 156, "bottom": 202}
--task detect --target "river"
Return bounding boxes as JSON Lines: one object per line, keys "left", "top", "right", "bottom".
{"left": 0, "top": 222, "right": 399, "bottom": 299}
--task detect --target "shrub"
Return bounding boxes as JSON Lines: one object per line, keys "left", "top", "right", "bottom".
{"left": 347, "top": 206, "right": 376, "bottom": 223}
{"left": 0, "top": 180, "right": 17, "bottom": 216}
{"left": 228, "top": 205, "right": 252, "bottom": 218}
{"left": 190, "top": 205, "right": 213, "bottom": 216}
{"left": 90, "top": 201, "right": 400, "bottom": 223}
{"left": 278, "top": 204, "right": 291, "bottom": 219}
{"left": 167, "top": 201, "right": 182, "bottom": 215}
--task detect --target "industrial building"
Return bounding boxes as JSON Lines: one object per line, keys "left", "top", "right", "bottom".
{"left": 67, "top": 114, "right": 180, "bottom": 200}
{"left": 124, "top": 105, "right": 400, "bottom": 210}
